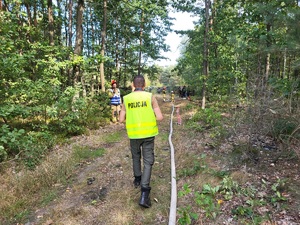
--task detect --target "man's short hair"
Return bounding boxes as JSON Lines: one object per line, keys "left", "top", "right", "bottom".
{"left": 133, "top": 75, "right": 145, "bottom": 88}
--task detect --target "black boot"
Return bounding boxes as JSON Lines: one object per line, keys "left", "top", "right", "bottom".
{"left": 133, "top": 176, "right": 141, "bottom": 188}
{"left": 139, "top": 187, "right": 151, "bottom": 208}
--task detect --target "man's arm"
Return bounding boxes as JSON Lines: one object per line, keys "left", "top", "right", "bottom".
{"left": 152, "top": 96, "right": 163, "bottom": 121}
{"left": 119, "top": 104, "right": 126, "bottom": 123}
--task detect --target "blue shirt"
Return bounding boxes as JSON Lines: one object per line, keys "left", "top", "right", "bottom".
{"left": 109, "top": 88, "right": 121, "bottom": 105}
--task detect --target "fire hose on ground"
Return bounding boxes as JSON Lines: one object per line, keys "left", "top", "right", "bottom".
{"left": 168, "top": 104, "right": 179, "bottom": 225}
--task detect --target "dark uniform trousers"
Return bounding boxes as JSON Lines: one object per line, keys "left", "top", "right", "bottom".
{"left": 130, "top": 136, "right": 155, "bottom": 188}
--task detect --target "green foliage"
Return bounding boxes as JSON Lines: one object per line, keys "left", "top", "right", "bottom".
{"left": 73, "top": 146, "right": 105, "bottom": 161}
{"left": 175, "top": 0, "right": 300, "bottom": 109}
{"left": 104, "top": 132, "right": 123, "bottom": 143}
{"left": 48, "top": 94, "right": 87, "bottom": 135}
{"left": 178, "top": 205, "right": 198, "bottom": 225}
{"left": 221, "top": 176, "right": 239, "bottom": 192}
{"left": 220, "top": 176, "right": 239, "bottom": 201}
{"left": 178, "top": 183, "right": 192, "bottom": 198}
{"left": 0, "top": 83, "right": 110, "bottom": 166}
{"left": 86, "top": 96, "right": 111, "bottom": 129}
{"left": 187, "top": 108, "right": 222, "bottom": 132}
{"left": 178, "top": 184, "right": 199, "bottom": 225}
{"left": 178, "top": 154, "right": 207, "bottom": 178}
{"left": 13, "top": 209, "right": 30, "bottom": 224}
{"left": 271, "top": 117, "right": 299, "bottom": 140}
{"left": 0, "top": 146, "right": 7, "bottom": 162}
{"left": 231, "top": 205, "right": 253, "bottom": 218}
{"left": 0, "top": 123, "right": 57, "bottom": 168}
{"left": 0, "top": 125, "right": 26, "bottom": 160}
{"left": 184, "top": 103, "right": 197, "bottom": 111}
{"left": 269, "top": 179, "right": 288, "bottom": 206}
{"left": 48, "top": 88, "right": 110, "bottom": 136}
{"left": 23, "top": 131, "right": 56, "bottom": 169}
{"left": 210, "top": 169, "right": 230, "bottom": 178}
{"left": 177, "top": 175, "right": 288, "bottom": 223}
{"left": 195, "top": 191, "right": 220, "bottom": 219}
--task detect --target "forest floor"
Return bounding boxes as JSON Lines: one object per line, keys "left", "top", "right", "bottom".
{"left": 2, "top": 95, "right": 300, "bottom": 225}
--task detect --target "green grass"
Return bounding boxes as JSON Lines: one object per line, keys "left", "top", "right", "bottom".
{"left": 0, "top": 144, "right": 106, "bottom": 224}
{"left": 73, "top": 146, "right": 106, "bottom": 160}
{"left": 104, "top": 132, "right": 123, "bottom": 143}
{"left": 40, "top": 190, "right": 58, "bottom": 206}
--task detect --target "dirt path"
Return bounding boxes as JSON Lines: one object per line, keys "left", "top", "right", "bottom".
{"left": 30, "top": 96, "right": 185, "bottom": 225}
{"left": 26, "top": 94, "right": 300, "bottom": 225}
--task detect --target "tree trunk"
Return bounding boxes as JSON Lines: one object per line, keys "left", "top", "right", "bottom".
{"left": 123, "top": 41, "right": 127, "bottom": 88}
{"left": 265, "top": 53, "right": 270, "bottom": 81}
{"left": 68, "top": 0, "right": 73, "bottom": 48}
{"left": 283, "top": 48, "right": 287, "bottom": 78}
{"left": 24, "top": 3, "right": 32, "bottom": 26}
{"left": 115, "top": 17, "right": 121, "bottom": 84}
{"left": 90, "top": 10, "right": 98, "bottom": 95}
{"left": 202, "top": 0, "right": 210, "bottom": 109}
{"left": 73, "top": 0, "right": 84, "bottom": 90}
{"left": 56, "top": 0, "right": 62, "bottom": 45}
{"left": 264, "top": 23, "right": 272, "bottom": 90}
{"left": 100, "top": 0, "right": 107, "bottom": 92}
{"left": 66, "top": 0, "right": 73, "bottom": 86}
{"left": 24, "top": 2, "right": 32, "bottom": 43}
{"left": 48, "top": 0, "right": 54, "bottom": 46}
{"left": 138, "top": 9, "right": 144, "bottom": 76}
{"left": 211, "top": 0, "right": 218, "bottom": 70}
{"left": 33, "top": 2, "right": 37, "bottom": 26}
{"left": 0, "top": 0, "right": 4, "bottom": 11}
{"left": 74, "top": 0, "right": 83, "bottom": 55}
{"left": 86, "top": 7, "right": 90, "bottom": 56}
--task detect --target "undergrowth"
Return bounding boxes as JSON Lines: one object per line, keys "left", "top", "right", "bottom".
{"left": 178, "top": 97, "right": 297, "bottom": 224}
{"left": 178, "top": 174, "right": 288, "bottom": 224}
{"left": 0, "top": 92, "right": 111, "bottom": 169}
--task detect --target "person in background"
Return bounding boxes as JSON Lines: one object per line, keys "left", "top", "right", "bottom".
{"left": 171, "top": 91, "right": 175, "bottom": 103}
{"left": 107, "top": 80, "right": 122, "bottom": 123}
{"left": 178, "top": 86, "right": 182, "bottom": 98}
{"left": 162, "top": 86, "right": 166, "bottom": 102}
{"left": 119, "top": 75, "right": 163, "bottom": 208}
{"left": 182, "top": 85, "right": 187, "bottom": 99}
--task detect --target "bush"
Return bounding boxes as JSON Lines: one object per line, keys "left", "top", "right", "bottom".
{"left": 48, "top": 88, "right": 111, "bottom": 136}
{"left": 187, "top": 107, "right": 222, "bottom": 132}
{"left": 0, "top": 125, "right": 26, "bottom": 161}
{"left": 23, "top": 131, "right": 56, "bottom": 169}
{"left": 0, "top": 125, "right": 56, "bottom": 168}
{"left": 89, "top": 92, "right": 111, "bottom": 127}
{"left": 271, "top": 117, "right": 299, "bottom": 141}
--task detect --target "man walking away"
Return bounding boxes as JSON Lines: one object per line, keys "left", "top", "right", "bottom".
{"left": 119, "top": 75, "right": 163, "bottom": 208}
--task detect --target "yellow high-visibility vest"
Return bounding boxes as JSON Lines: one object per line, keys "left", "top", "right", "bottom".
{"left": 124, "top": 91, "right": 158, "bottom": 139}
